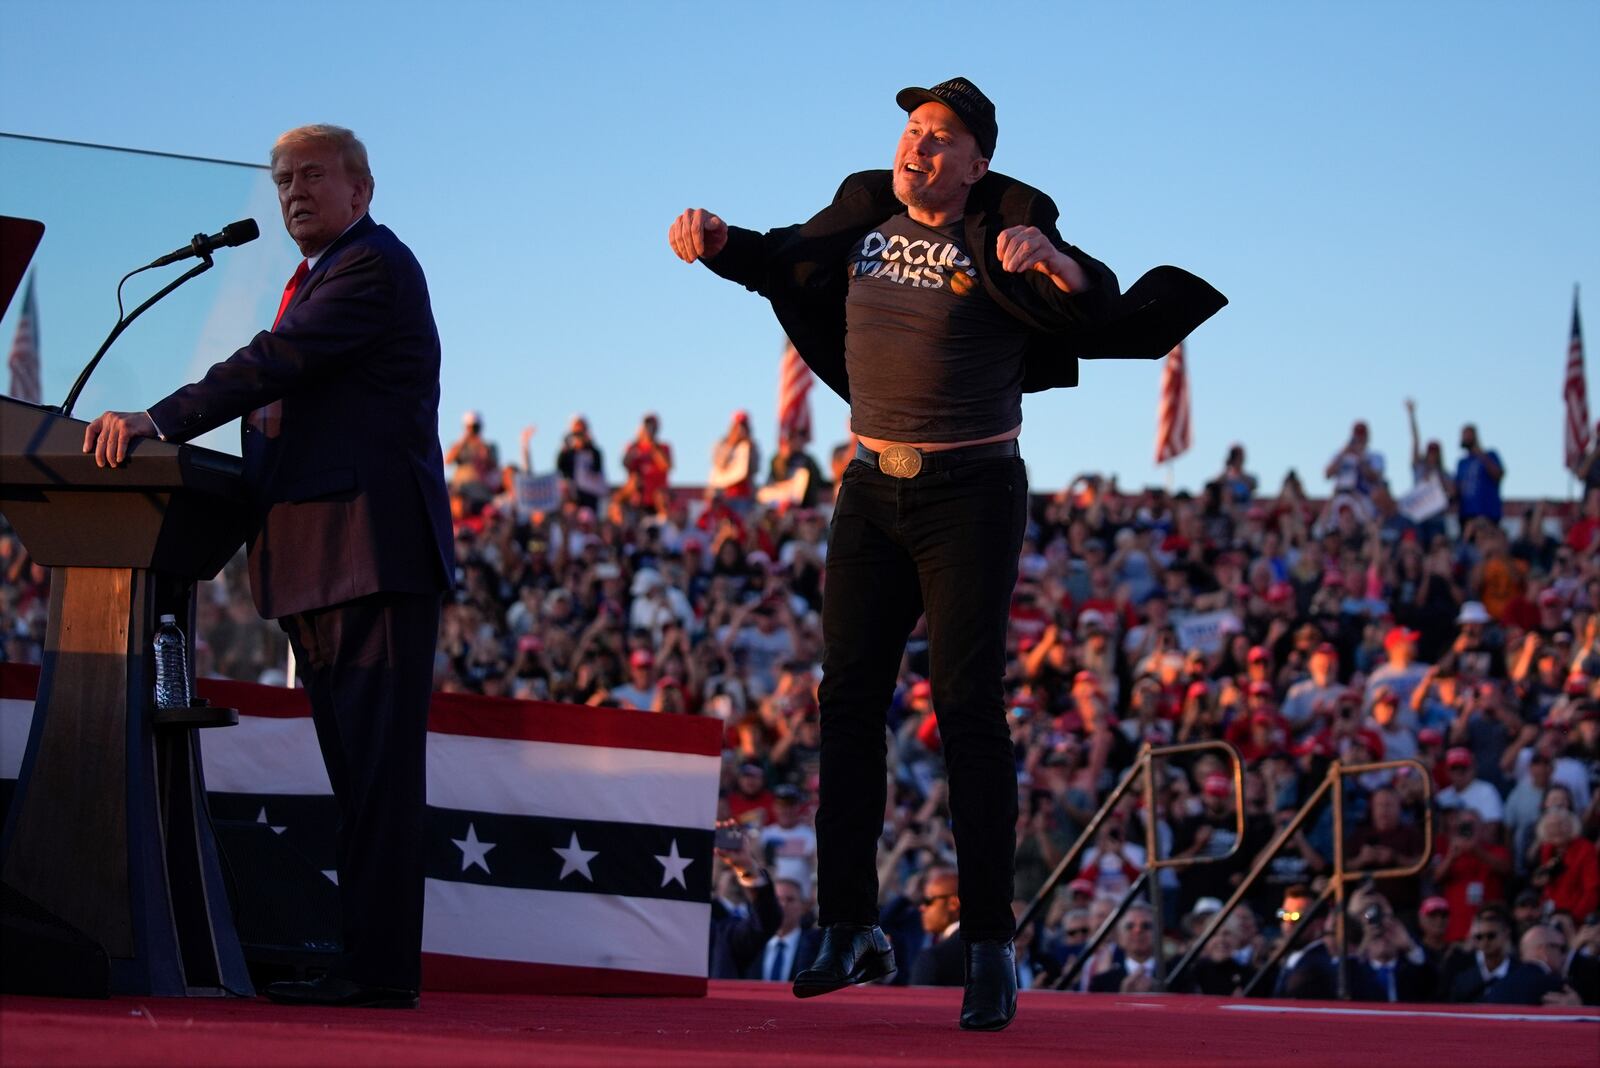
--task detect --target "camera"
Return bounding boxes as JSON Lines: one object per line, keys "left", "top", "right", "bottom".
{"left": 1362, "top": 905, "right": 1387, "bottom": 927}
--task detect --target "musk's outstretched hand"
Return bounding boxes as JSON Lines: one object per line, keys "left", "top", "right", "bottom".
{"left": 995, "top": 225, "right": 1087, "bottom": 293}
{"left": 668, "top": 208, "right": 728, "bottom": 263}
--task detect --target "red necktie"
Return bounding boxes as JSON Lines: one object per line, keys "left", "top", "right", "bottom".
{"left": 272, "top": 259, "right": 310, "bottom": 330}
{"left": 249, "top": 260, "right": 309, "bottom": 437}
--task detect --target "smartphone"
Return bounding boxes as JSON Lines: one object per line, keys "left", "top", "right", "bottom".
{"left": 713, "top": 824, "right": 746, "bottom": 852}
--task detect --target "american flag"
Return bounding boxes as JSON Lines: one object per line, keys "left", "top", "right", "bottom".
{"left": 1565, "top": 288, "right": 1589, "bottom": 476}
{"left": 1154, "top": 341, "right": 1190, "bottom": 464}
{"left": 777, "top": 337, "right": 812, "bottom": 446}
{"left": 6, "top": 272, "right": 40, "bottom": 404}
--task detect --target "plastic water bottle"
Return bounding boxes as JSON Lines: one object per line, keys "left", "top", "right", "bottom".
{"left": 153, "top": 614, "right": 191, "bottom": 710}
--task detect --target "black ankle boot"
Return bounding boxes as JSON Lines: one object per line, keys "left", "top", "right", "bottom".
{"left": 792, "top": 924, "right": 897, "bottom": 998}
{"left": 959, "top": 939, "right": 1017, "bottom": 1031}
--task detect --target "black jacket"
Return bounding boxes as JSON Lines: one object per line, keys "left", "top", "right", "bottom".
{"left": 705, "top": 168, "right": 1226, "bottom": 403}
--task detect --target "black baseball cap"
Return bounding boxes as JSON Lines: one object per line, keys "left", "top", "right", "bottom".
{"left": 896, "top": 77, "right": 997, "bottom": 160}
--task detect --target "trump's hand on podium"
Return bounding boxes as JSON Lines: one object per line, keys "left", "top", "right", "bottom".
{"left": 83, "top": 410, "right": 157, "bottom": 468}
{"left": 668, "top": 208, "right": 727, "bottom": 263}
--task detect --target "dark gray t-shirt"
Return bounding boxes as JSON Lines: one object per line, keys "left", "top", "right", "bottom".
{"left": 844, "top": 214, "right": 1028, "bottom": 442}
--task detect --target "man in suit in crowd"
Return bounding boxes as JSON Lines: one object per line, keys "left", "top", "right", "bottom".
{"left": 84, "top": 124, "right": 452, "bottom": 1008}
{"left": 1090, "top": 904, "right": 1167, "bottom": 993}
{"left": 747, "top": 879, "right": 823, "bottom": 982}
{"left": 1482, "top": 924, "right": 1582, "bottom": 1006}
{"left": 1273, "top": 885, "right": 1337, "bottom": 999}
{"left": 910, "top": 866, "right": 965, "bottom": 987}
{"left": 669, "top": 76, "right": 1224, "bottom": 1032}
{"left": 709, "top": 820, "right": 782, "bottom": 979}
{"left": 1347, "top": 899, "right": 1434, "bottom": 1002}
{"left": 1446, "top": 907, "right": 1517, "bottom": 1003}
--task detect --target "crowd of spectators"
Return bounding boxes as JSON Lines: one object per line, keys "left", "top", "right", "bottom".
{"left": 4, "top": 403, "right": 1600, "bottom": 1006}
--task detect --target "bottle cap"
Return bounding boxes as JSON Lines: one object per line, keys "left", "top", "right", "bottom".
{"left": 159, "top": 614, "right": 177, "bottom": 623}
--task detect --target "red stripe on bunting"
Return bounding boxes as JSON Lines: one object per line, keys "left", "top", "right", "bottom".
{"left": 0, "top": 662, "right": 722, "bottom": 757}
{"left": 422, "top": 952, "right": 706, "bottom": 996}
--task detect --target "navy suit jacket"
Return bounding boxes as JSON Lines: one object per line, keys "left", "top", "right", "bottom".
{"left": 709, "top": 880, "right": 782, "bottom": 980}
{"left": 1478, "top": 961, "right": 1566, "bottom": 1005}
{"left": 1276, "top": 941, "right": 1338, "bottom": 999}
{"left": 1348, "top": 957, "right": 1435, "bottom": 1003}
{"left": 910, "top": 930, "right": 966, "bottom": 987}
{"left": 149, "top": 215, "right": 453, "bottom": 618}
{"left": 742, "top": 926, "right": 822, "bottom": 981}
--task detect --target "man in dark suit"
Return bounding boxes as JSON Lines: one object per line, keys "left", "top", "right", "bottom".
{"left": 1347, "top": 902, "right": 1435, "bottom": 1003}
{"left": 1445, "top": 906, "right": 1517, "bottom": 1003}
{"left": 1481, "top": 924, "right": 1581, "bottom": 1006}
{"left": 669, "top": 76, "right": 1224, "bottom": 1033}
{"left": 84, "top": 124, "right": 452, "bottom": 1008}
{"left": 709, "top": 820, "right": 783, "bottom": 979}
{"left": 909, "top": 867, "right": 965, "bottom": 987}
{"left": 745, "top": 879, "right": 824, "bottom": 982}
{"left": 1270, "top": 885, "right": 1337, "bottom": 999}
{"left": 1089, "top": 904, "right": 1170, "bottom": 993}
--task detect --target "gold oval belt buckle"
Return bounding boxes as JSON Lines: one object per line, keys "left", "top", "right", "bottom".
{"left": 878, "top": 443, "right": 923, "bottom": 478}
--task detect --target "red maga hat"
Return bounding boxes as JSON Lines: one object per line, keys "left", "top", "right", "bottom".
{"left": 1353, "top": 729, "right": 1385, "bottom": 761}
{"left": 1383, "top": 626, "right": 1419, "bottom": 650}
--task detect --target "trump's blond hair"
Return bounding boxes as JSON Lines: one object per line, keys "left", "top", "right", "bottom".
{"left": 271, "top": 124, "right": 372, "bottom": 188}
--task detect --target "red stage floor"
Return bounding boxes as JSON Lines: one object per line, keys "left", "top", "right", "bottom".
{"left": 2, "top": 981, "right": 1596, "bottom": 1067}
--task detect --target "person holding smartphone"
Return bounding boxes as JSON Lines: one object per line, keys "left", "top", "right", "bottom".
{"left": 1430, "top": 808, "right": 1512, "bottom": 941}
{"left": 708, "top": 819, "right": 783, "bottom": 979}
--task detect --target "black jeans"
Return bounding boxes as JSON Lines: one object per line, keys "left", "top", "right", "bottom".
{"left": 815, "top": 454, "right": 1027, "bottom": 942}
{"left": 279, "top": 591, "right": 441, "bottom": 991}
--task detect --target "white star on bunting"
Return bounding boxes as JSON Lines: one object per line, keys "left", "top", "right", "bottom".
{"left": 452, "top": 823, "right": 497, "bottom": 874}
{"left": 553, "top": 831, "right": 598, "bottom": 882}
{"left": 654, "top": 838, "right": 693, "bottom": 889}
{"left": 255, "top": 806, "right": 286, "bottom": 835}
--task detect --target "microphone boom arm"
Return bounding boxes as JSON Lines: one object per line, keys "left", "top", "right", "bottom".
{"left": 59, "top": 254, "right": 214, "bottom": 419}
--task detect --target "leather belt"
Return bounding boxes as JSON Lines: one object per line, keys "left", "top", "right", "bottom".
{"left": 853, "top": 439, "right": 1020, "bottom": 479}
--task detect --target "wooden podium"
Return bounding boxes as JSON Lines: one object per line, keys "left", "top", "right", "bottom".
{"left": 0, "top": 395, "right": 255, "bottom": 996}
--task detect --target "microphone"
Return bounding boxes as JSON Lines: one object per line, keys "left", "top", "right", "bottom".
{"left": 147, "top": 219, "right": 260, "bottom": 268}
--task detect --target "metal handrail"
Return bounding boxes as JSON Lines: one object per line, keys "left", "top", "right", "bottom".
{"left": 1168, "top": 757, "right": 1434, "bottom": 998}
{"left": 1016, "top": 740, "right": 1245, "bottom": 992}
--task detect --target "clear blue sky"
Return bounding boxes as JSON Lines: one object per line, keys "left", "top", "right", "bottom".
{"left": 2, "top": 1, "right": 1595, "bottom": 499}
